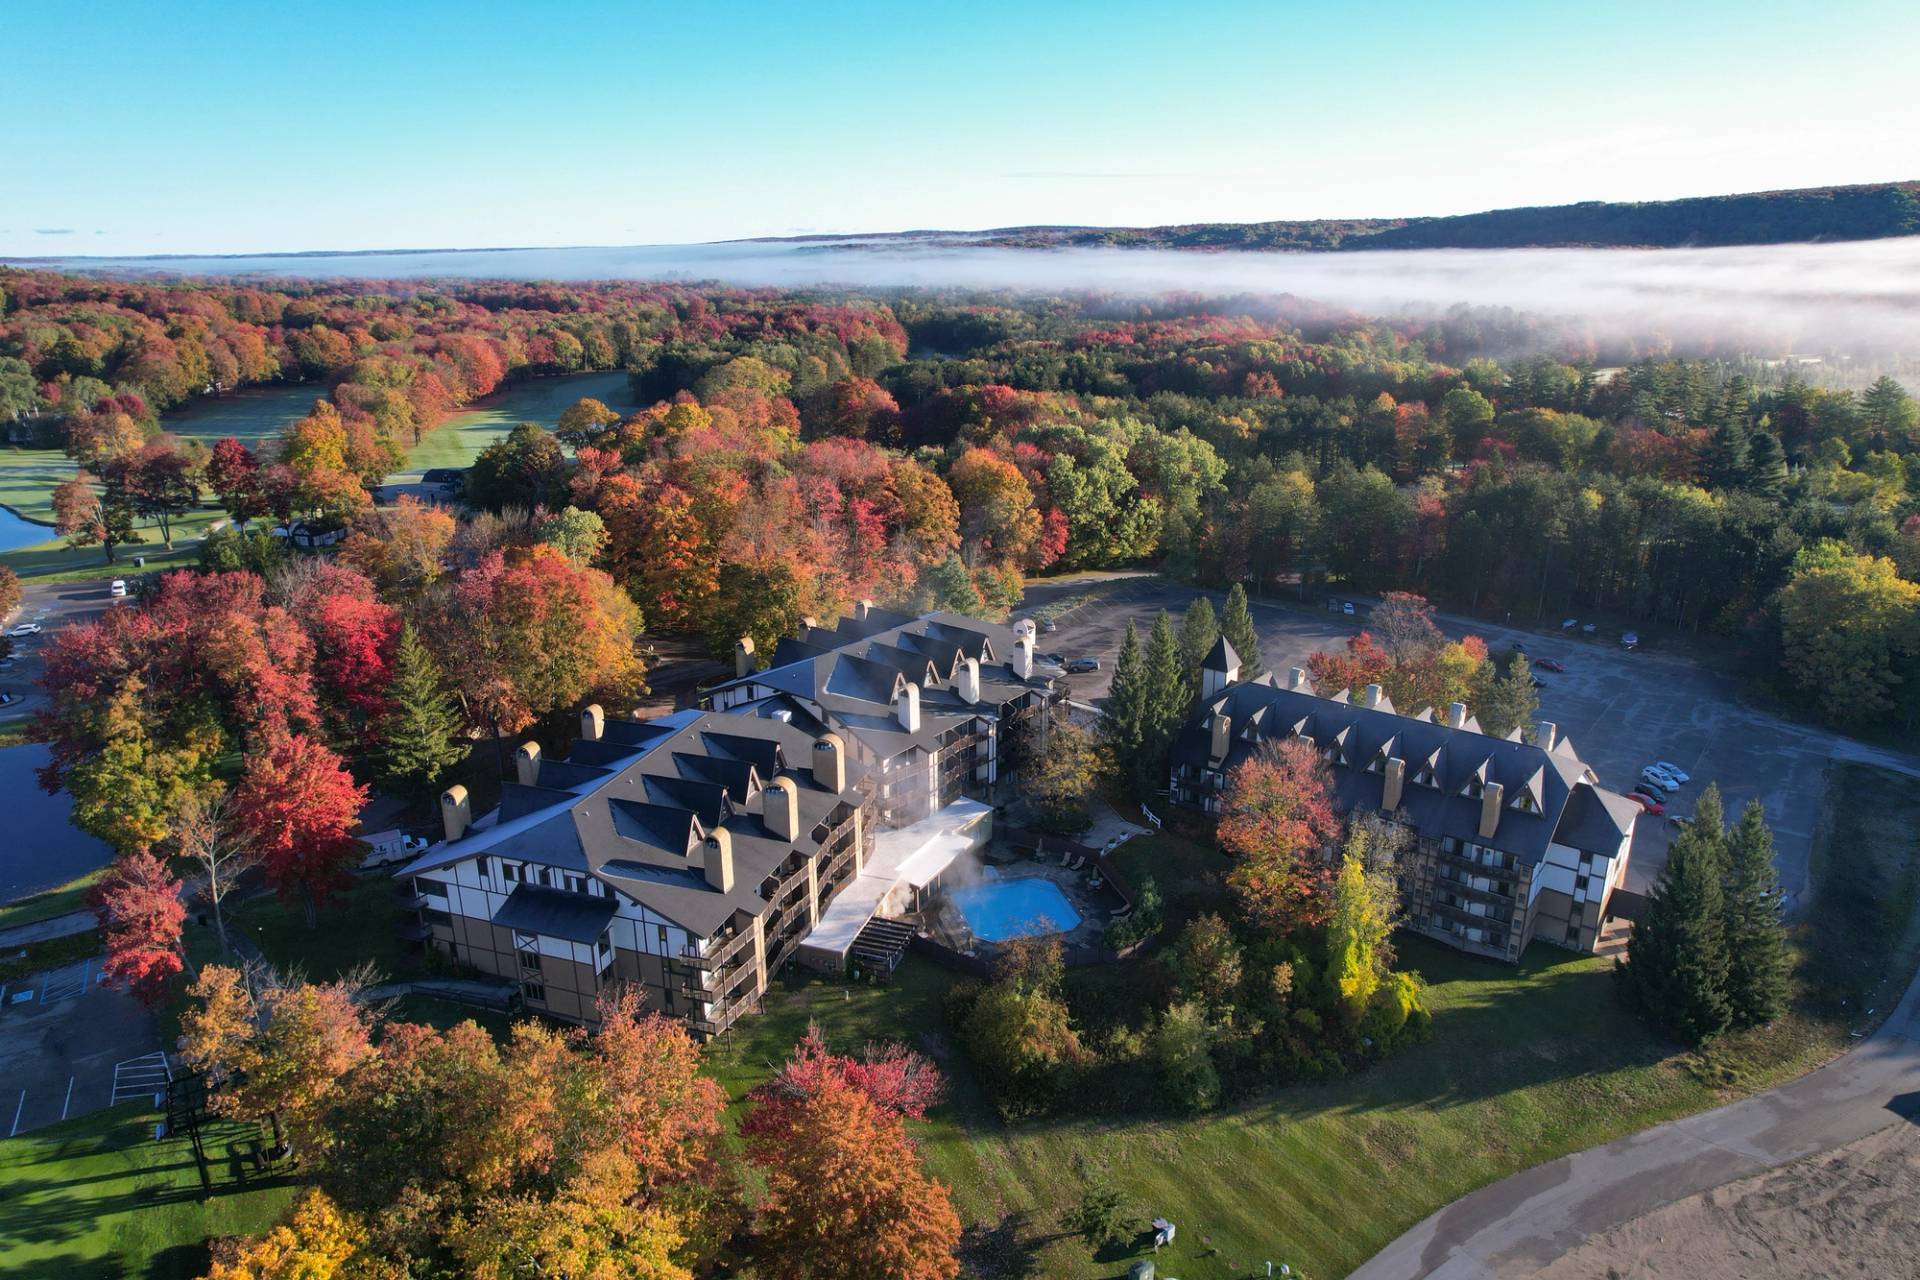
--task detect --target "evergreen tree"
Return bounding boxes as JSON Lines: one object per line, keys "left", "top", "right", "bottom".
{"left": 1177, "top": 596, "right": 1219, "bottom": 690}
{"left": 1220, "top": 582, "right": 1264, "bottom": 680}
{"left": 1745, "top": 431, "right": 1788, "bottom": 499}
{"left": 376, "top": 624, "right": 468, "bottom": 806}
{"left": 1477, "top": 651, "right": 1540, "bottom": 740}
{"left": 1722, "top": 799, "right": 1790, "bottom": 1027}
{"left": 1619, "top": 819, "right": 1731, "bottom": 1046}
{"left": 1700, "top": 421, "right": 1750, "bottom": 490}
{"left": 1688, "top": 782, "right": 1728, "bottom": 874}
{"left": 1138, "top": 611, "right": 1190, "bottom": 787}
{"left": 1100, "top": 621, "right": 1147, "bottom": 785}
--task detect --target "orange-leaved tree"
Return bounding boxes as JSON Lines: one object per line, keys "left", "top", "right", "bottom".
{"left": 1216, "top": 737, "right": 1341, "bottom": 931}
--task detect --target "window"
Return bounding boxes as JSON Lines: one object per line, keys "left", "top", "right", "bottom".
{"left": 597, "top": 931, "right": 613, "bottom": 958}
{"left": 567, "top": 874, "right": 584, "bottom": 894}
{"left": 503, "top": 862, "right": 521, "bottom": 884}
{"left": 1575, "top": 875, "right": 1591, "bottom": 896}
{"left": 418, "top": 878, "right": 447, "bottom": 899}
{"left": 521, "top": 981, "right": 546, "bottom": 1004}
{"left": 477, "top": 860, "right": 492, "bottom": 887}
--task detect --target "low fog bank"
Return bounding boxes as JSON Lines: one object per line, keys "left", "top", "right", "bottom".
{"left": 18, "top": 235, "right": 1920, "bottom": 354}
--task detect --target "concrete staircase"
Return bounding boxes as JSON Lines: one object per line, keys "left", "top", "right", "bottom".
{"left": 1594, "top": 915, "right": 1634, "bottom": 959}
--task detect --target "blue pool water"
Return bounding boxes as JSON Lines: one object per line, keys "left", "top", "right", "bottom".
{"left": 950, "top": 876, "right": 1083, "bottom": 943}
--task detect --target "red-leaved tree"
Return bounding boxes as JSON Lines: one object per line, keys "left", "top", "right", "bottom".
{"left": 88, "top": 851, "right": 186, "bottom": 1004}
{"left": 743, "top": 1023, "right": 945, "bottom": 1138}
{"left": 1216, "top": 738, "right": 1341, "bottom": 931}
{"left": 232, "top": 734, "right": 368, "bottom": 927}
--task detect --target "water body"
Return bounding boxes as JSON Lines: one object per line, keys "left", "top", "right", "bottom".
{"left": 0, "top": 744, "right": 115, "bottom": 901}
{"left": 0, "top": 507, "right": 56, "bottom": 552}
{"left": 15, "top": 235, "right": 1920, "bottom": 350}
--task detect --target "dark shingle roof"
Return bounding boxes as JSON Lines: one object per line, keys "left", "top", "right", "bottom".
{"left": 1203, "top": 634, "right": 1240, "bottom": 672}
{"left": 491, "top": 885, "right": 617, "bottom": 945}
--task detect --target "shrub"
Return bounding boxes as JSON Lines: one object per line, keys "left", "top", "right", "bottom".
{"left": 1154, "top": 999, "right": 1220, "bottom": 1113}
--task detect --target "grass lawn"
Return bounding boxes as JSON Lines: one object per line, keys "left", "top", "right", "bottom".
{"left": 219, "top": 877, "right": 410, "bottom": 985}
{"left": 0, "top": 931, "right": 99, "bottom": 984}
{"left": 0, "top": 868, "right": 105, "bottom": 932}
{"left": 399, "top": 370, "right": 636, "bottom": 476}
{"left": 158, "top": 384, "right": 331, "bottom": 445}
{"left": 0, "top": 1103, "right": 297, "bottom": 1280}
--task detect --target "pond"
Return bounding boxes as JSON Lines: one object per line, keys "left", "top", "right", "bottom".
{"left": 0, "top": 505, "right": 57, "bottom": 553}
{"left": 0, "top": 745, "right": 114, "bottom": 901}
{"left": 950, "top": 874, "right": 1083, "bottom": 943}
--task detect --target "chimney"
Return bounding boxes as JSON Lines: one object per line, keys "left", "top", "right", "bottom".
{"left": 1534, "top": 720, "right": 1557, "bottom": 751}
{"left": 580, "top": 703, "right": 604, "bottom": 742}
{"left": 812, "top": 733, "right": 846, "bottom": 793}
{"left": 440, "top": 785, "right": 471, "bottom": 843}
{"left": 855, "top": 598, "right": 872, "bottom": 620}
{"left": 895, "top": 681, "right": 921, "bottom": 732}
{"left": 1382, "top": 757, "right": 1406, "bottom": 811}
{"left": 1014, "top": 635, "right": 1033, "bottom": 680}
{"left": 1209, "top": 712, "right": 1231, "bottom": 763}
{"left": 1364, "top": 683, "right": 1384, "bottom": 709}
{"left": 1479, "top": 781, "right": 1504, "bottom": 839}
{"left": 703, "top": 827, "right": 735, "bottom": 893}
{"left": 1016, "top": 617, "right": 1038, "bottom": 644}
{"left": 1286, "top": 666, "right": 1308, "bottom": 691}
{"left": 958, "top": 656, "right": 981, "bottom": 704}
{"left": 1448, "top": 701, "right": 1469, "bottom": 729}
{"left": 733, "top": 636, "right": 756, "bottom": 679}
{"left": 514, "top": 740, "right": 541, "bottom": 787}
{"left": 764, "top": 775, "right": 799, "bottom": 841}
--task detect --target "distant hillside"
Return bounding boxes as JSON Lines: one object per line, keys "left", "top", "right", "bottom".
{"left": 825, "top": 181, "right": 1920, "bottom": 252}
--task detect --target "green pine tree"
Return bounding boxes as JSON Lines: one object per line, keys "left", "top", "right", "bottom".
{"left": 1619, "top": 819, "right": 1732, "bottom": 1046}
{"left": 1745, "top": 431, "right": 1788, "bottom": 499}
{"left": 1688, "top": 782, "right": 1728, "bottom": 875}
{"left": 1177, "top": 596, "right": 1219, "bottom": 690}
{"left": 1138, "top": 611, "right": 1191, "bottom": 787}
{"left": 1478, "top": 651, "right": 1540, "bottom": 740}
{"left": 1100, "top": 621, "right": 1147, "bottom": 785}
{"left": 1700, "top": 421, "right": 1750, "bottom": 490}
{"left": 1722, "top": 799, "right": 1790, "bottom": 1027}
{"left": 377, "top": 623, "right": 469, "bottom": 806}
{"left": 1220, "top": 582, "right": 1264, "bottom": 681}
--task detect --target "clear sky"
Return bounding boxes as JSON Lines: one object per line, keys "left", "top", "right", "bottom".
{"left": 4, "top": 0, "right": 1918, "bottom": 257}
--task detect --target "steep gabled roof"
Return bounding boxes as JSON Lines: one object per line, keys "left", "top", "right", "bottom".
{"left": 1203, "top": 634, "right": 1240, "bottom": 673}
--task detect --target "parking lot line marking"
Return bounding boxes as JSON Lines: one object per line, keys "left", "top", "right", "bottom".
{"left": 8, "top": 1091, "right": 21, "bottom": 1137}
{"left": 61, "top": 1076, "right": 73, "bottom": 1120}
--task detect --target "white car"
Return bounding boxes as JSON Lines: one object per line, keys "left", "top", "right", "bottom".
{"left": 110, "top": 579, "right": 128, "bottom": 597}
{"left": 1642, "top": 766, "right": 1685, "bottom": 789}
{"left": 1651, "top": 761, "right": 1690, "bottom": 784}
{"left": 8, "top": 623, "right": 41, "bottom": 638}
{"left": 1639, "top": 768, "right": 1677, "bottom": 792}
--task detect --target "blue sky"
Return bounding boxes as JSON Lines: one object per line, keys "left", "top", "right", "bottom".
{"left": 4, "top": 0, "right": 1917, "bottom": 256}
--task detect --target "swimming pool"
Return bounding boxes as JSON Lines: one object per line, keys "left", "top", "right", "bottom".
{"left": 950, "top": 875, "right": 1083, "bottom": 943}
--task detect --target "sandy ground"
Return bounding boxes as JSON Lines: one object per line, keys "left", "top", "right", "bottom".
{"left": 1535, "top": 1122, "right": 1920, "bottom": 1280}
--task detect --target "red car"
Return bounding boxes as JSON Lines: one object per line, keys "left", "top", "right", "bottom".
{"left": 1532, "top": 657, "right": 1566, "bottom": 673}
{"left": 1626, "top": 792, "right": 1665, "bottom": 815}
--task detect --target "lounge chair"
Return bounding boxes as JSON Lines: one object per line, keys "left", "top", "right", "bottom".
{"left": 1059, "top": 849, "right": 1074, "bottom": 867}
{"left": 1066, "top": 854, "right": 1084, "bottom": 871}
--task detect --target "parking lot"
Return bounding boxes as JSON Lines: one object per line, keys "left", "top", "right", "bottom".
{"left": 1022, "top": 574, "right": 1920, "bottom": 906}
{"left": 0, "top": 957, "right": 163, "bottom": 1136}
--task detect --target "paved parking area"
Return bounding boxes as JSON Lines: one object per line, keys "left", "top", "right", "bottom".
{"left": 0, "top": 958, "right": 162, "bottom": 1135}
{"left": 1021, "top": 575, "right": 1920, "bottom": 907}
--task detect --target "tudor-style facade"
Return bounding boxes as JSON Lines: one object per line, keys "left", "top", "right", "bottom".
{"left": 1169, "top": 648, "right": 1640, "bottom": 962}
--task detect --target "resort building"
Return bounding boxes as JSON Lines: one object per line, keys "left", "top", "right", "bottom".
{"left": 705, "top": 603, "right": 1062, "bottom": 826}
{"left": 1168, "top": 642, "right": 1641, "bottom": 962}
{"left": 395, "top": 707, "right": 873, "bottom": 1036}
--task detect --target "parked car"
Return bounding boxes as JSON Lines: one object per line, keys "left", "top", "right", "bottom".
{"left": 1041, "top": 617, "right": 1058, "bottom": 633}
{"left": 1532, "top": 657, "right": 1566, "bottom": 673}
{"left": 0, "top": 658, "right": 14, "bottom": 670}
{"left": 110, "top": 579, "right": 128, "bottom": 597}
{"left": 1651, "top": 761, "right": 1691, "bottom": 784}
{"left": 1580, "top": 622, "right": 1597, "bottom": 634}
{"left": 1620, "top": 631, "right": 1640, "bottom": 649}
{"left": 1644, "top": 764, "right": 1686, "bottom": 787}
{"left": 1667, "top": 812, "right": 1692, "bottom": 828}
{"left": 1626, "top": 792, "right": 1665, "bottom": 815}
{"left": 1065, "top": 658, "right": 1101, "bottom": 674}
{"left": 1342, "top": 601, "right": 1356, "bottom": 616}
{"left": 1509, "top": 639, "right": 1526, "bottom": 652}
{"left": 8, "top": 623, "right": 41, "bottom": 638}
{"left": 1529, "top": 676, "right": 1546, "bottom": 689}
{"left": 1561, "top": 618, "right": 1579, "bottom": 630}
{"left": 1638, "top": 769, "right": 1675, "bottom": 792}
{"left": 1040, "top": 651, "right": 1066, "bottom": 666}
{"left": 0, "top": 691, "right": 17, "bottom": 707}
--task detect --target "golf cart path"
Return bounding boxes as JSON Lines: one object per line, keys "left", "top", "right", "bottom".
{"left": 1349, "top": 960, "right": 1920, "bottom": 1279}
{"left": 0, "top": 909, "right": 95, "bottom": 949}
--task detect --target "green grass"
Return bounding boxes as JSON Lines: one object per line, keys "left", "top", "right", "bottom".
{"left": 399, "top": 370, "right": 636, "bottom": 476}
{"left": 0, "top": 1104, "right": 298, "bottom": 1280}
{"left": 158, "top": 384, "right": 331, "bottom": 445}
{"left": 0, "top": 448, "right": 76, "bottom": 524}
{"left": 0, "top": 868, "right": 106, "bottom": 933}
{"left": 220, "top": 877, "right": 410, "bottom": 985}
{"left": 0, "top": 931, "right": 99, "bottom": 984}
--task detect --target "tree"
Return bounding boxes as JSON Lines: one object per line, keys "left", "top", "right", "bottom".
{"left": 232, "top": 734, "right": 369, "bottom": 927}
{"left": 1216, "top": 739, "right": 1340, "bottom": 931}
{"left": 744, "top": 1071, "right": 961, "bottom": 1280}
{"left": 337, "top": 496, "right": 455, "bottom": 598}
{"left": 1325, "top": 828, "right": 1394, "bottom": 1022}
{"left": 243, "top": 975, "right": 375, "bottom": 1151}
{"left": 918, "top": 553, "right": 984, "bottom": 614}
{"left": 742, "top": 1022, "right": 945, "bottom": 1137}
{"left": 206, "top": 1189, "right": 370, "bottom": 1280}
{"left": 1220, "top": 582, "right": 1264, "bottom": 680}
{"left": 1099, "top": 620, "right": 1147, "bottom": 783}
{"left": 1138, "top": 611, "right": 1190, "bottom": 782}
{"left": 1167, "top": 912, "right": 1243, "bottom": 1012}
{"left": 111, "top": 438, "right": 201, "bottom": 550}
{"left": 961, "top": 937, "right": 1089, "bottom": 1117}
{"left": 1307, "top": 631, "right": 1391, "bottom": 699}
{"left": 534, "top": 505, "right": 609, "bottom": 565}
{"left": 1860, "top": 375, "right": 1919, "bottom": 446}
{"left": 1478, "top": 650, "right": 1540, "bottom": 739}
{"left": 1619, "top": 805, "right": 1732, "bottom": 1046}
{"left": 88, "top": 851, "right": 185, "bottom": 1005}
{"left": 52, "top": 469, "right": 142, "bottom": 563}
{"left": 467, "top": 421, "right": 570, "bottom": 512}
{"left": 555, "top": 396, "right": 622, "bottom": 447}
{"left": 176, "top": 789, "right": 257, "bottom": 955}
{"left": 1777, "top": 544, "right": 1920, "bottom": 727}
{"left": 949, "top": 446, "right": 1040, "bottom": 568}
{"left": 1020, "top": 708, "right": 1102, "bottom": 832}
{"left": 1442, "top": 385, "right": 1495, "bottom": 454}
{"left": 1177, "top": 596, "right": 1219, "bottom": 689}
{"left": 61, "top": 678, "right": 220, "bottom": 854}
{"left": 1722, "top": 799, "right": 1790, "bottom": 1028}
{"left": 375, "top": 624, "right": 468, "bottom": 806}
{"left": 1745, "top": 431, "right": 1788, "bottom": 498}
{"left": 206, "top": 437, "right": 268, "bottom": 524}
{"left": 0, "top": 566, "right": 21, "bottom": 626}
{"left": 1154, "top": 999, "right": 1220, "bottom": 1112}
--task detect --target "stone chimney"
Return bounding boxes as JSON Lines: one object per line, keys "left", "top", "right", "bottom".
{"left": 703, "top": 827, "right": 735, "bottom": 894}
{"left": 440, "top": 785, "right": 471, "bottom": 843}
{"left": 1382, "top": 757, "right": 1406, "bottom": 811}
{"left": 1014, "top": 635, "right": 1033, "bottom": 680}
{"left": 733, "top": 636, "right": 756, "bottom": 679}
{"left": 580, "top": 703, "right": 604, "bottom": 742}
{"left": 1448, "top": 702, "right": 1469, "bottom": 729}
{"left": 957, "top": 656, "right": 981, "bottom": 705}
{"left": 1479, "top": 781, "right": 1504, "bottom": 839}
{"left": 764, "top": 775, "right": 799, "bottom": 841}
{"left": 895, "top": 681, "right": 921, "bottom": 732}
{"left": 1209, "top": 712, "right": 1232, "bottom": 763}
{"left": 1286, "top": 667, "right": 1309, "bottom": 691}
{"left": 514, "top": 741, "right": 541, "bottom": 787}
{"left": 1534, "top": 720, "right": 1557, "bottom": 751}
{"left": 812, "top": 733, "right": 846, "bottom": 793}
{"left": 1363, "top": 683, "right": 1384, "bottom": 709}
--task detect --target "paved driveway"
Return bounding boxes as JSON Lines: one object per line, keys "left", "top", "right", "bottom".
{"left": 1349, "top": 959, "right": 1920, "bottom": 1279}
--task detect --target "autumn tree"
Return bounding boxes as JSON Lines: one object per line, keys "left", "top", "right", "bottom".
{"left": 1325, "top": 826, "right": 1395, "bottom": 1021}
{"left": 176, "top": 788, "right": 257, "bottom": 955}
{"left": 1216, "top": 738, "right": 1340, "bottom": 931}
{"left": 555, "top": 396, "right": 622, "bottom": 447}
{"left": 1166, "top": 912, "right": 1244, "bottom": 1013}
{"left": 1777, "top": 542, "right": 1920, "bottom": 727}
{"left": 110, "top": 437, "right": 202, "bottom": 549}
{"left": 52, "top": 468, "right": 142, "bottom": 562}
{"left": 949, "top": 446, "right": 1040, "bottom": 568}
{"left": 206, "top": 1189, "right": 371, "bottom": 1280}
{"left": 206, "top": 437, "right": 268, "bottom": 524}
{"left": 1018, "top": 706, "right": 1102, "bottom": 832}
{"left": 88, "top": 851, "right": 185, "bottom": 1004}
{"left": 961, "top": 936, "right": 1089, "bottom": 1118}
{"left": 1307, "top": 631, "right": 1391, "bottom": 700}
{"left": 232, "top": 735, "right": 369, "bottom": 927}
{"left": 336, "top": 495, "right": 455, "bottom": 598}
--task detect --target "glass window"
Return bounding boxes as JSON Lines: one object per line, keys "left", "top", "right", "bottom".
{"left": 597, "top": 931, "right": 613, "bottom": 958}
{"left": 567, "top": 874, "right": 583, "bottom": 894}
{"left": 521, "top": 981, "right": 545, "bottom": 1004}
{"left": 503, "top": 863, "right": 521, "bottom": 883}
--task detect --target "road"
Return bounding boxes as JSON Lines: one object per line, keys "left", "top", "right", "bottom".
{"left": 1349, "top": 958, "right": 1920, "bottom": 1279}
{"left": 1019, "top": 575, "right": 1909, "bottom": 904}
{"left": 1, "top": 574, "right": 118, "bottom": 722}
